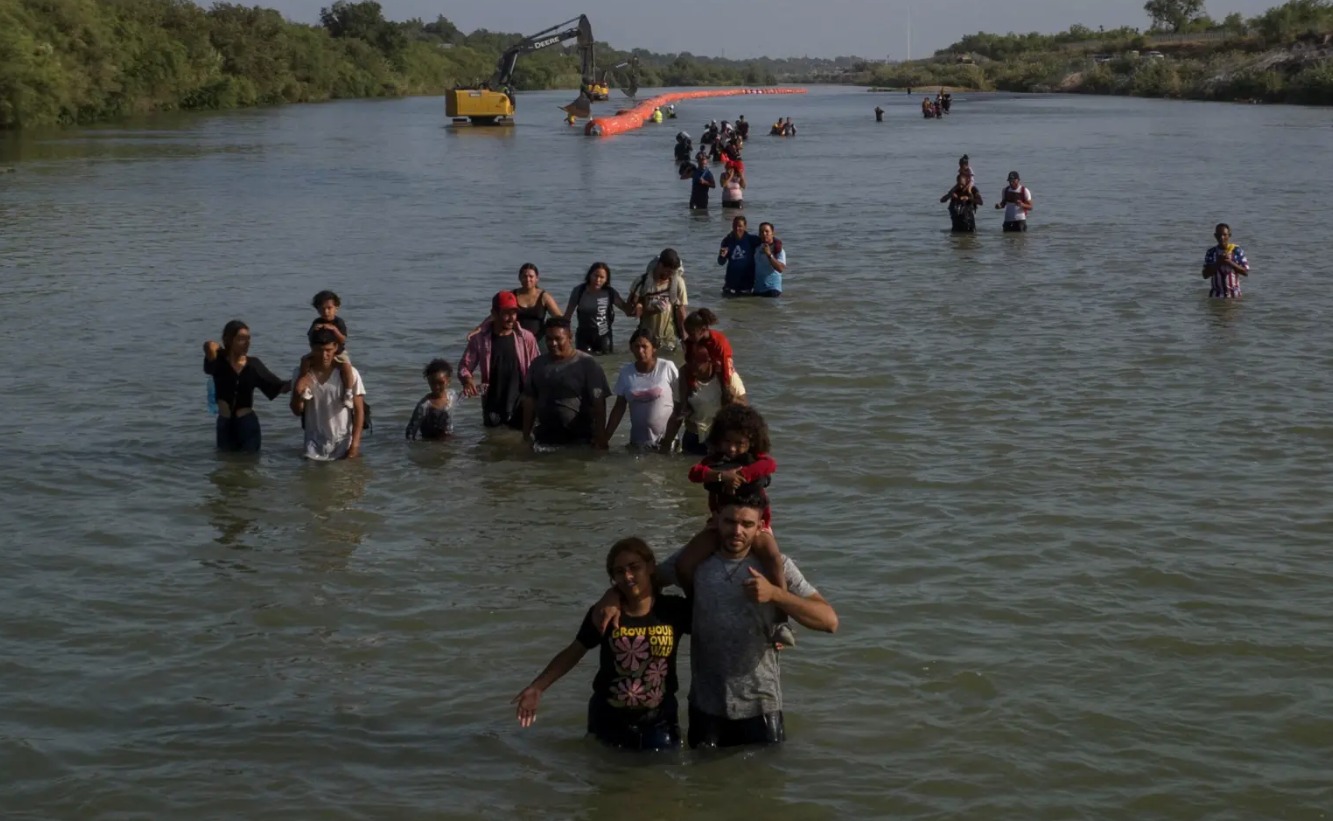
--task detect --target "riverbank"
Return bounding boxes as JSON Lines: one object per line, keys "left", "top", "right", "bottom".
{"left": 854, "top": 39, "right": 1333, "bottom": 104}
{"left": 0, "top": 0, "right": 785, "bottom": 130}
{"left": 845, "top": 1, "right": 1333, "bottom": 105}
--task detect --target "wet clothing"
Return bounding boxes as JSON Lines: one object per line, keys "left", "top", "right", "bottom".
{"left": 524, "top": 351, "right": 611, "bottom": 446}
{"left": 718, "top": 232, "right": 760, "bottom": 293}
{"left": 658, "top": 551, "right": 817, "bottom": 743}
{"left": 204, "top": 355, "right": 286, "bottom": 415}
{"left": 753, "top": 244, "right": 786, "bottom": 296}
{"left": 721, "top": 174, "right": 743, "bottom": 208}
{"left": 737, "top": 120, "right": 750, "bottom": 139}
{"left": 999, "top": 184, "right": 1032, "bottom": 224}
{"left": 308, "top": 316, "right": 348, "bottom": 354}
{"left": 576, "top": 595, "right": 691, "bottom": 750}
{"left": 1003, "top": 221, "right": 1028, "bottom": 233}
{"left": 457, "top": 322, "right": 540, "bottom": 421}
{"left": 215, "top": 412, "right": 262, "bottom": 452}
{"left": 613, "top": 358, "right": 682, "bottom": 448}
{"left": 483, "top": 333, "right": 523, "bottom": 429}
{"left": 569, "top": 284, "right": 622, "bottom": 355}
{"left": 690, "top": 166, "right": 714, "bottom": 210}
{"left": 688, "top": 701, "right": 784, "bottom": 749}
{"left": 688, "top": 452, "right": 776, "bottom": 528}
{"left": 684, "top": 370, "right": 745, "bottom": 440}
{"left": 1205, "top": 243, "right": 1248, "bottom": 299}
{"left": 946, "top": 185, "right": 982, "bottom": 233}
{"left": 291, "top": 365, "right": 366, "bottom": 461}
{"left": 629, "top": 264, "right": 688, "bottom": 352}
{"left": 681, "top": 430, "right": 708, "bottom": 456}
{"left": 682, "top": 330, "right": 735, "bottom": 395}
{"left": 405, "top": 393, "right": 455, "bottom": 440}
{"left": 513, "top": 289, "right": 549, "bottom": 339}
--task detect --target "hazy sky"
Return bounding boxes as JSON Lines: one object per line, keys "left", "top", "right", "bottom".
{"left": 272, "top": 0, "right": 1283, "bottom": 59}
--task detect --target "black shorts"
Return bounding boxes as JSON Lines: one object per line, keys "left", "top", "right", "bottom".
{"left": 687, "top": 702, "right": 785, "bottom": 749}
{"left": 1003, "top": 220, "right": 1028, "bottom": 232}
{"left": 589, "top": 696, "right": 680, "bottom": 751}
{"left": 681, "top": 430, "right": 708, "bottom": 456}
{"left": 216, "top": 413, "right": 261, "bottom": 452}
{"left": 722, "top": 200, "right": 743, "bottom": 209}
{"left": 576, "top": 326, "right": 614, "bottom": 355}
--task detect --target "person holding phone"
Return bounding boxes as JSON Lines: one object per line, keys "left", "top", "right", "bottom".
{"left": 996, "top": 171, "right": 1033, "bottom": 232}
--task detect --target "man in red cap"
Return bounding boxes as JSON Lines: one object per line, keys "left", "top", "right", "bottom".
{"left": 458, "top": 291, "right": 541, "bottom": 429}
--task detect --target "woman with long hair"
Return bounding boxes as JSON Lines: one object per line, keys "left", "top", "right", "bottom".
{"left": 512, "top": 538, "right": 690, "bottom": 751}
{"left": 202, "top": 320, "right": 291, "bottom": 452}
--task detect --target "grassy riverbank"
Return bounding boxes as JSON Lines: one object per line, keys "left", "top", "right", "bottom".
{"left": 1, "top": 0, "right": 846, "bottom": 130}
{"left": 849, "top": 0, "right": 1333, "bottom": 104}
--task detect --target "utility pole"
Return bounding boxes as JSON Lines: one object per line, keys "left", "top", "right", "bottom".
{"left": 906, "top": 2, "right": 913, "bottom": 61}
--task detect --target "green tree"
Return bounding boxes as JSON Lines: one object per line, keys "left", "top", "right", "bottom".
{"left": 1143, "top": 0, "right": 1206, "bottom": 32}
{"left": 1220, "top": 12, "right": 1248, "bottom": 34}
{"left": 319, "top": 0, "right": 405, "bottom": 58}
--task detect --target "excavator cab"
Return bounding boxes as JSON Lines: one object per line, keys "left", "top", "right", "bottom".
{"left": 446, "top": 15, "right": 597, "bottom": 125}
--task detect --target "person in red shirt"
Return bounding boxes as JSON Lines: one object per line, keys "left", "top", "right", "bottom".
{"left": 676, "top": 404, "right": 794, "bottom": 645}
{"left": 682, "top": 309, "right": 735, "bottom": 403}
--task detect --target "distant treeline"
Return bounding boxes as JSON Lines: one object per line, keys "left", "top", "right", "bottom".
{"left": 847, "top": 0, "right": 1333, "bottom": 104}
{"left": 0, "top": 0, "right": 857, "bottom": 129}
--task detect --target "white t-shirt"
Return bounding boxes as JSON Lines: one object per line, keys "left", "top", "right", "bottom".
{"left": 687, "top": 370, "right": 746, "bottom": 438}
{"left": 292, "top": 365, "right": 366, "bottom": 461}
{"left": 613, "top": 358, "right": 681, "bottom": 447}
{"left": 1002, "top": 184, "right": 1032, "bottom": 222}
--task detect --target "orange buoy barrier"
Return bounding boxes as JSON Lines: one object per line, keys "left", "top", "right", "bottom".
{"left": 585, "top": 88, "right": 807, "bottom": 137}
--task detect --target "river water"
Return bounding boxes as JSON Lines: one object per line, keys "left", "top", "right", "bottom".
{"left": 2, "top": 87, "right": 1331, "bottom": 819}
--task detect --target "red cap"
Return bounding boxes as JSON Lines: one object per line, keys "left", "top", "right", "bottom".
{"left": 493, "top": 290, "right": 519, "bottom": 312}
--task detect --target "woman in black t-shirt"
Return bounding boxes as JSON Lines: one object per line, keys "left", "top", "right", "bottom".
{"left": 513, "top": 538, "right": 690, "bottom": 751}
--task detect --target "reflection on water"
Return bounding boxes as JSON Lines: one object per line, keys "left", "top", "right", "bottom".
{"left": 206, "top": 458, "right": 267, "bottom": 549}
{"left": 1, "top": 89, "right": 1331, "bottom": 819}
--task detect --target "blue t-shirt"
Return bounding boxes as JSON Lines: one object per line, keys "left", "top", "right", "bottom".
{"left": 690, "top": 168, "right": 714, "bottom": 208}
{"left": 718, "top": 232, "right": 759, "bottom": 293}
{"left": 754, "top": 245, "right": 786, "bottom": 295}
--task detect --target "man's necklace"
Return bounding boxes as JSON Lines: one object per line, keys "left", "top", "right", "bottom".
{"left": 721, "top": 554, "right": 750, "bottom": 583}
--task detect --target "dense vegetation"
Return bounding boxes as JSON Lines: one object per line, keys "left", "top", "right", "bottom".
{"left": 4, "top": 0, "right": 1329, "bottom": 128}
{"left": 0, "top": 0, "right": 836, "bottom": 129}
{"left": 854, "top": 0, "right": 1333, "bottom": 104}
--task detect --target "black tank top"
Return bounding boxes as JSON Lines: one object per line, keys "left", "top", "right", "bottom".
{"left": 513, "top": 289, "right": 547, "bottom": 338}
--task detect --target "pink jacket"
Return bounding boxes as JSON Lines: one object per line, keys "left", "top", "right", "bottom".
{"left": 458, "top": 320, "right": 540, "bottom": 384}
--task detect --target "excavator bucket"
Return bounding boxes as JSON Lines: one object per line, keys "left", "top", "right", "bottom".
{"left": 562, "top": 91, "right": 592, "bottom": 120}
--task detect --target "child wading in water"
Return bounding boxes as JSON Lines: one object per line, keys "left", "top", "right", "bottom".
{"left": 405, "top": 359, "right": 456, "bottom": 440}
{"left": 302, "top": 290, "right": 355, "bottom": 403}
{"left": 682, "top": 309, "right": 735, "bottom": 404}
{"left": 677, "top": 404, "right": 795, "bottom": 645}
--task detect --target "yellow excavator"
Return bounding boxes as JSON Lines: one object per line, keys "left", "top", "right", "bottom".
{"left": 593, "top": 56, "right": 641, "bottom": 100}
{"left": 446, "top": 14, "right": 599, "bottom": 125}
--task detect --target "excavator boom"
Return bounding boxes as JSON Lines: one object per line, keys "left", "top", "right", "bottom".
{"left": 447, "top": 14, "right": 597, "bottom": 125}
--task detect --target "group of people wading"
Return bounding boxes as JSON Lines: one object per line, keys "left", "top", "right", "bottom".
{"left": 200, "top": 263, "right": 835, "bottom": 752}
{"left": 939, "top": 154, "right": 1034, "bottom": 233}
{"left": 200, "top": 227, "right": 833, "bottom": 751}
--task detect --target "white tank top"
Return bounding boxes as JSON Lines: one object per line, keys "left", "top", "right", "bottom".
{"left": 723, "top": 177, "right": 742, "bottom": 202}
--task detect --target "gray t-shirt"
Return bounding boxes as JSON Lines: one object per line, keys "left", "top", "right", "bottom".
{"left": 570, "top": 284, "right": 622, "bottom": 337}
{"left": 659, "top": 550, "right": 817, "bottom": 720}
{"left": 523, "top": 351, "right": 610, "bottom": 440}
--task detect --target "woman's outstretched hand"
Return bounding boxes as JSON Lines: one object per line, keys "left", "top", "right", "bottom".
{"left": 512, "top": 687, "right": 542, "bottom": 727}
